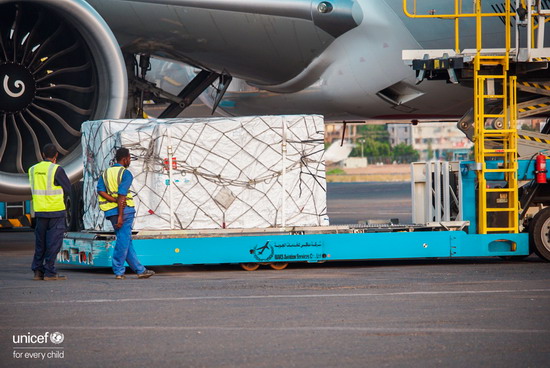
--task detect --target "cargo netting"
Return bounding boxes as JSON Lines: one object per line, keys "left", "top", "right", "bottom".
{"left": 81, "top": 115, "right": 328, "bottom": 231}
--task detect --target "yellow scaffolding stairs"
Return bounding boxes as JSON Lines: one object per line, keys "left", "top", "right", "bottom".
{"left": 403, "top": 0, "right": 520, "bottom": 234}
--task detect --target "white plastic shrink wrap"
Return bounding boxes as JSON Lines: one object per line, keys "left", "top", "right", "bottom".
{"left": 81, "top": 115, "right": 328, "bottom": 231}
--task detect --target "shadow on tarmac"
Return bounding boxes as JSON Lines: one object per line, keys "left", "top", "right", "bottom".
{"left": 59, "top": 254, "right": 546, "bottom": 277}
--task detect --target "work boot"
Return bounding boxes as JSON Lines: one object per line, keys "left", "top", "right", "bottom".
{"left": 44, "top": 274, "right": 67, "bottom": 281}
{"left": 115, "top": 275, "right": 126, "bottom": 280}
{"left": 33, "top": 270, "right": 44, "bottom": 281}
{"left": 137, "top": 269, "right": 155, "bottom": 279}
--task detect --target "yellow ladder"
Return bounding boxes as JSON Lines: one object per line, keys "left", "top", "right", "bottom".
{"left": 403, "top": 0, "right": 520, "bottom": 233}
{"left": 474, "top": 56, "right": 518, "bottom": 234}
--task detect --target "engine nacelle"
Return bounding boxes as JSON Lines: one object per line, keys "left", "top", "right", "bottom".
{"left": 0, "top": 0, "right": 127, "bottom": 200}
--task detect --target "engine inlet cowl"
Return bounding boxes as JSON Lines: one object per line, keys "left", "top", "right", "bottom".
{"left": 0, "top": 0, "right": 127, "bottom": 199}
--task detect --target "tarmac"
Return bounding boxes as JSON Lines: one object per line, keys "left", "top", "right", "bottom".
{"left": 1, "top": 182, "right": 549, "bottom": 367}
{"left": 1, "top": 236, "right": 549, "bottom": 367}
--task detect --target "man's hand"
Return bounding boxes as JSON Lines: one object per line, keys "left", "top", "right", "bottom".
{"left": 116, "top": 194, "right": 127, "bottom": 229}
{"left": 115, "top": 215, "right": 124, "bottom": 229}
{"left": 117, "top": 195, "right": 127, "bottom": 207}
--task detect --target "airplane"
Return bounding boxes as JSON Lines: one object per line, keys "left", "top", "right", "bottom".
{"left": 0, "top": 0, "right": 548, "bottom": 200}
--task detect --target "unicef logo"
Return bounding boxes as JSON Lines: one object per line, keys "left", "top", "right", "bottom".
{"left": 50, "top": 332, "right": 64, "bottom": 345}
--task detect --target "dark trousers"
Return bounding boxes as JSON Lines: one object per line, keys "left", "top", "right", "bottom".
{"left": 32, "top": 217, "right": 66, "bottom": 277}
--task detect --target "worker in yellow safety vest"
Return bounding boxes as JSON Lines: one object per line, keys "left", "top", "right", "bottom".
{"left": 28, "top": 143, "right": 71, "bottom": 281}
{"left": 97, "top": 147, "right": 154, "bottom": 280}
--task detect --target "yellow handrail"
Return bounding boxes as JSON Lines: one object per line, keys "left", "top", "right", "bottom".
{"left": 403, "top": 0, "right": 515, "bottom": 55}
{"left": 402, "top": 1, "right": 514, "bottom": 18}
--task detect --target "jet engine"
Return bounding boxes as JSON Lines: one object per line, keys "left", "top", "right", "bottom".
{"left": 0, "top": 0, "right": 127, "bottom": 200}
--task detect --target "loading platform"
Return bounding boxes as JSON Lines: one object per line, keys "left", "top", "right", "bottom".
{"left": 60, "top": 225, "right": 528, "bottom": 270}
{"left": 59, "top": 160, "right": 549, "bottom": 269}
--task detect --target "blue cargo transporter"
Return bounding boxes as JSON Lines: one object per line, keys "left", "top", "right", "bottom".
{"left": 60, "top": 2, "right": 550, "bottom": 270}
{"left": 59, "top": 160, "right": 550, "bottom": 270}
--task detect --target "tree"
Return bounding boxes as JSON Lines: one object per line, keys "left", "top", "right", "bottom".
{"left": 520, "top": 123, "right": 535, "bottom": 131}
{"left": 355, "top": 125, "right": 389, "bottom": 143}
{"left": 426, "top": 141, "right": 434, "bottom": 160}
{"left": 350, "top": 136, "right": 390, "bottom": 157}
{"left": 391, "top": 143, "right": 419, "bottom": 162}
{"left": 348, "top": 125, "right": 420, "bottom": 162}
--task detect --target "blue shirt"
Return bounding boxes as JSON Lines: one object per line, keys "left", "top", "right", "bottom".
{"left": 34, "top": 160, "right": 71, "bottom": 218}
{"left": 97, "top": 163, "right": 136, "bottom": 217}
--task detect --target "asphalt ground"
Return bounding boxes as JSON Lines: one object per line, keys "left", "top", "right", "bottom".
{"left": 327, "top": 182, "right": 412, "bottom": 224}
{"left": 1, "top": 182, "right": 549, "bottom": 367}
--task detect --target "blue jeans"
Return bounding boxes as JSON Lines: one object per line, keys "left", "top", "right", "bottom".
{"left": 32, "top": 217, "right": 66, "bottom": 277}
{"left": 108, "top": 212, "right": 145, "bottom": 276}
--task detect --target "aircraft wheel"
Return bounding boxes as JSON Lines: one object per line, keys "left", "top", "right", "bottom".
{"left": 269, "top": 263, "right": 288, "bottom": 270}
{"left": 530, "top": 207, "right": 550, "bottom": 262}
{"left": 240, "top": 263, "right": 260, "bottom": 271}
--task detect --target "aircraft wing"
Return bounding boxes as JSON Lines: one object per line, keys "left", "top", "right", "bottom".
{"left": 93, "top": 0, "right": 363, "bottom": 86}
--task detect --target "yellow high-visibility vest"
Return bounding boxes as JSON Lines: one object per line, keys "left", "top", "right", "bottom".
{"left": 98, "top": 166, "right": 135, "bottom": 212}
{"left": 29, "top": 161, "right": 65, "bottom": 212}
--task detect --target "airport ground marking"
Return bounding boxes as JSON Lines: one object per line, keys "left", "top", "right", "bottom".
{"left": 2, "top": 288, "right": 550, "bottom": 305}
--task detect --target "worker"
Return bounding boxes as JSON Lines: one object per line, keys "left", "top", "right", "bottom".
{"left": 28, "top": 143, "right": 70, "bottom": 281}
{"left": 97, "top": 147, "right": 154, "bottom": 280}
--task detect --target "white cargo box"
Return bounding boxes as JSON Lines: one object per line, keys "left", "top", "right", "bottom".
{"left": 81, "top": 115, "right": 328, "bottom": 231}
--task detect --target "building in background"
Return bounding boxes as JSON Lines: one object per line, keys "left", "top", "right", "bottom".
{"left": 326, "top": 118, "right": 545, "bottom": 162}
{"left": 326, "top": 121, "right": 473, "bottom": 161}
{"left": 387, "top": 124, "right": 412, "bottom": 146}
{"left": 387, "top": 122, "right": 473, "bottom": 161}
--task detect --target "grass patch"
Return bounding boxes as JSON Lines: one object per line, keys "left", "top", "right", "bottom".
{"left": 326, "top": 168, "right": 346, "bottom": 175}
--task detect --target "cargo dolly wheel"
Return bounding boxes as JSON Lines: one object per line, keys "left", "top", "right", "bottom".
{"left": 530, "top": 207, "right": 550, "bottom": 262}
{"left": 240, "top": 263, "right": 260, "bottom": 271}
{"left": 269, "top": 263, "right": 289, "bottom": 270}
